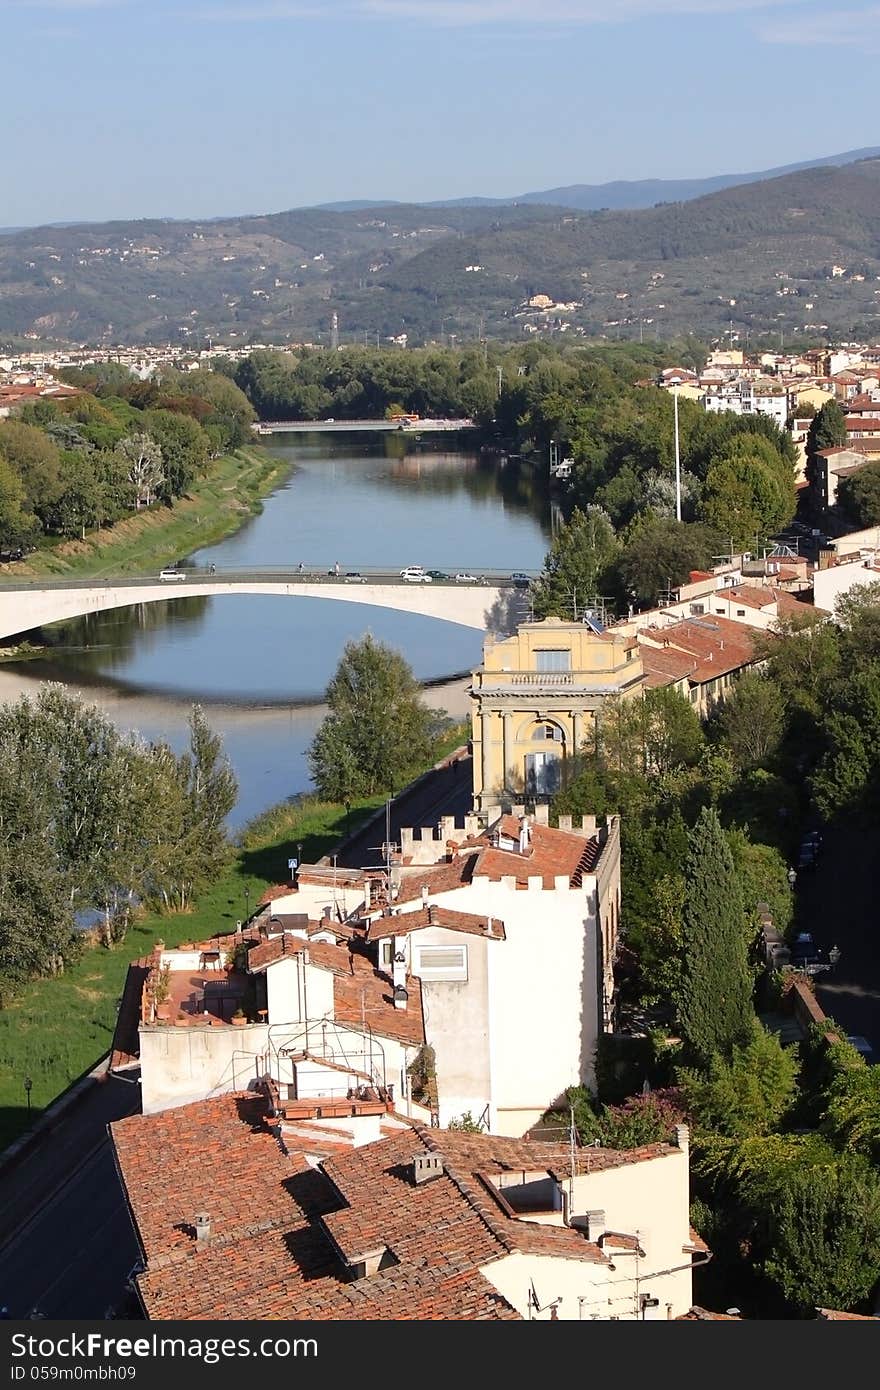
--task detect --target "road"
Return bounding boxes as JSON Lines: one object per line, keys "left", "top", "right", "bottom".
{"left": 336, "top": 753, "right": 474, "bottom": 870}
{"left": 0, "top": 1073, "right": 143, "bottom": 1318}
{"left": 795, "top": 824, "right": 880, "bottom": 1048}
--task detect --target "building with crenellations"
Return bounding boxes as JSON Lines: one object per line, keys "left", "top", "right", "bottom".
{"left": 110, "top": 805, "right": 622, "bottom": 1137}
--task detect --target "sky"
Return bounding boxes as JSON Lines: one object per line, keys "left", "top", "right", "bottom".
{"left": 3, "top": 0, "right": 880, "bottom": 226}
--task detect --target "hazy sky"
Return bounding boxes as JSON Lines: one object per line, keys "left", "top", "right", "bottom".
{"left": 4, "top": 0, "right": 879, "bottom": 226}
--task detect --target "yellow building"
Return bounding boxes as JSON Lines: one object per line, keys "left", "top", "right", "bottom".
{"left": 469, "top": 617, "right": 643, "bottom": 813}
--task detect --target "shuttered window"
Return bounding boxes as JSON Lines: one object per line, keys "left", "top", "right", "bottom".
{"left": 414, "top": 945, "right": 468, "bottom": 982}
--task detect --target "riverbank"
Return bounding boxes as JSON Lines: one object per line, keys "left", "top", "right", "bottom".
{"left": 0, "top": 721, "right": 469, "bottom": 1151}
{"left": 4, "top": 445, "right": 286, "bottom": 583}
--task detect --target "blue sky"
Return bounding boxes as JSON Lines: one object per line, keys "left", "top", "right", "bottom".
{"left": 3, "top": 0, "right": 879, "bottom": 225}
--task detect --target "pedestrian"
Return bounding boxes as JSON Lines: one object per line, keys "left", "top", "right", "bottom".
{"left": 299, "top": 561, "right": 304, "bottom": 575}
{"left": 334, "top": 560, "right": 340, "bottom": 577}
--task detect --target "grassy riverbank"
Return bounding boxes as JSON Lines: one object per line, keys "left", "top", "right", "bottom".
{"left": 8, "top": 445, "right": 285, "bottom": 583}
{"left": 0, "top": 723, "right": 469, "bottom": 1151}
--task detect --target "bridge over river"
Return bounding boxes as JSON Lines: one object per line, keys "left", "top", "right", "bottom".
{"left": 253, "top": 417, "right": 476, "bottom": 435}
{"left": 0, "top": 567, "right": 536, "bottom": 644}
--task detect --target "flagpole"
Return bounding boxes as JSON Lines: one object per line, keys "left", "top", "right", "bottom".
{"left": 673, "top": 388, "right": 682, "bottom": 522}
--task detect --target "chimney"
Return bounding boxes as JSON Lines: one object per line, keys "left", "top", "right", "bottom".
{"left": 194, "top": 1212, "right": 211, "bottom": 1243}
{"left": 413, "top": 1152, "right": 444, "bottom": 1185}
{"left": 519, "top": 818, "right": 531, "bottom": 855}
{"left": 674, "top": 1123, "right": 690, "bottom": 1158}
{"left": 421, "top": 884, "right": 429, "bottom": 907}
{"left": 574, "top": 1209, "right": 605, "bottom": 1242}
{"left": 364, "top": 878, "right": 371, "bottom": 911}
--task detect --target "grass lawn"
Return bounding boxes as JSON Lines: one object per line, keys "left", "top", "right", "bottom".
{"left": 0, "top": 725, "right": 468, "bottom": 1151}
{"left": 7, "top": 446, "right": 285, "bottom": 583}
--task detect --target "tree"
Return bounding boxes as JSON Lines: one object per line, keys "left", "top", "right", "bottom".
{"left": 822, "top": 1043, "right": 880, "bottom": 1163}
{"left": 716, "top": 671, "right": 785, "bottom": 770}
{"left": 806, "top": 398, "right": 847, "bottom": 500}
{"left": 675, "top": 806, "right": 754, "bottom": 1061}
{"left": 115, "top": 433, "right": 163, "bottom": 509}
{"left": 0, "top": 419, "right": 63, "bottom": 526}
{"left": 308, "top": 635, "right": 438, "bottom": 798}
{"left": 0, "top": 455, "right": 39, "bottom": 548}
{"left": 811, "top": 663, "right": 880, "bottom": 820}
{"left": 677, "top": 1020, "right": 798, "bottom": 1138}
{"left": 145, "top": 410, "right": 209, "bottom": 500}
{"left": 836, "top": 460, "right": 880, "bottom": 526}
{"left": 763, "top": 1155, "right": 880, "bottom": 1315}
{"left": 597, "top": 687, "right": 704, "bottom": 777}
{"left": 531, "top": 505, "right": 618, "bottom": 620}
{"left": 700, "top": 452, "right": 791, "bottom": 550}
{"left": 614, "top": 516, "right": 717, "bottom": 608}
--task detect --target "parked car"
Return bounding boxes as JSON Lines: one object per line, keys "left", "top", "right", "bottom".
{"left": 158, "top": 568, "right": 187, "bottom": 582}
{"left": 789, "top": 932, "right": 834, "bottom": 975}
{"left": 454, "top": 572, "right": 479, "bottom": 583}
{"left": 400, "top": 566, "right": 432, "bottom": 583}
{"left": 847, "top": 1035, "right": 876, "bottom": 1064}
{"left": 344, "top": 571, "right": 367, "bottom": 583}
{"left": 510, "top": 572, "right": 532, "bottom": 588}
{"left": 427, "top": 569, "right": 451, "bottom": 581}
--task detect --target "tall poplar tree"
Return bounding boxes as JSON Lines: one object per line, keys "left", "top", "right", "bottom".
{"left": 675, "top": 806, "right": 754, "bottom": 1061}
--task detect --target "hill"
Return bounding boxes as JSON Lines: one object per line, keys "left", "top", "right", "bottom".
{"left": 5, "top": 161, "right": 880, "bottom": 347}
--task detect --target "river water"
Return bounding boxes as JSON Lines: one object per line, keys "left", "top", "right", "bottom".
{"left": 1, "top": 435, "right": 552, "bottom": 830}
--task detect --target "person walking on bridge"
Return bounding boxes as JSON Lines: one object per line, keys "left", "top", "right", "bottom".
{"left": 334, "top": 560, "right": 340, "bottom": 577}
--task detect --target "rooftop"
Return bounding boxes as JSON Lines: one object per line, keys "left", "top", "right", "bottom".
{"left": 112, "top": 1096, "right": 680, "bottom": 1321}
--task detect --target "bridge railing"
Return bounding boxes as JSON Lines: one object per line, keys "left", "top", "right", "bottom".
{"left": 0, "top": 567, "right": 540, "bottom": 591}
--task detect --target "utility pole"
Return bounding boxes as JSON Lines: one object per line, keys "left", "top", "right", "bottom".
{"left": 673, "top": 389, "right": 682, "bottom": 522}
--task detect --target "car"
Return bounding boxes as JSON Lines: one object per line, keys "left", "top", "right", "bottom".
{"left": 510, "top": 572, "right": 531, "bottom": 588}
{"left": 344, "top": 571, "right": 367, "bottom": 583}
{"left": 158, "top": 568, "right": 187, "bottom": 582}
{"left": 789, "top": 932, "right": 833, "bottom": 975}
{"left": 427, "top": 569, "right": 451, "bottom": 581}
{"left": 454, "top": 572, "right": 479, "bottom": 583}
{"left": 847, "top": 1035, "right": 876, "bottom": 1063}
{"left": 400, "top": 566, "right": 432, "bottom": 583}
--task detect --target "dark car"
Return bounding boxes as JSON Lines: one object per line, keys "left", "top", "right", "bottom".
{"left": 789, "top": 932, "right": 834, "bottom": 975}
{"left": 510, "top": 572, "right": 532, "bottom": 588}
{"left": 427, "top": 569, "right": 451, "bottom": 581}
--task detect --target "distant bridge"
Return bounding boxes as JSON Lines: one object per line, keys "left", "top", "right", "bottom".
{"left": 0, "top": 568, "right": 536, "bottom": 643}
{"left": 252, "top": 417, "right": 476, "bottom": 435}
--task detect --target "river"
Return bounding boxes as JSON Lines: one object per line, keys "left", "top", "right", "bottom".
{"left": 1, "top": 434, "right": 552, "bottom": 830}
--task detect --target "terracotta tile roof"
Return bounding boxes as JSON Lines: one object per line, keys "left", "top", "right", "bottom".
{"left": 678, "top": 1306, "right": 741, "bottom": 1320}
{"left": 473, "top": 822, "right": 601, "bottom": 889}
{"left": 393, "top": 852, "right": 481, "bottom": 904}
{"left": 638, "top": 644, "right": 697, "bottom": 687}
{"left": 639, "top": 615, "right": 758, "bottom": 685}
{"left": 247, "top": 935, "right": 351, "bottom": 974}
{"left": 684, "top": 1225, "right": 709, "bottom": 1254}
{"left": 113, "top": 1102, "right": 688, "bottom": 1321}
{"left": 332, "top": 953, "right": 426, "bottom": 1047}
{"left": 367, "top": 904, "right": 506, "bottom": 941}
{"left": 815, "top": 1308, "right": 879, "bottom": 1320}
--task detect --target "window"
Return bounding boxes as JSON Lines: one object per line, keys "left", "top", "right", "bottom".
{"left": 736, "top": 608, "right": 746, "bottom": 617}
{"left": 414, "top": 944, "right": 468, "bottom": 982}
{"left": 378, "top": 939, "right": 394, "bottom": 971}
{"left": 531, "top": 722, "right": 563, "bottom": 742}
{"left": 715, "top": 608, "right": 725, "bottom": 615}
{"left": 689, "top": 602, "right": 705, "bottom": 616}
{"left": 534, "top": 649, "right": 571, "bottom": 673}
{"left": 524, "top": 750, "right": 561, "bottom": 795}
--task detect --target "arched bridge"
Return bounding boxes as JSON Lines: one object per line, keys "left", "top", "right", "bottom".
{"left": 0, "top": 567, "right": 537, "bottom": 643}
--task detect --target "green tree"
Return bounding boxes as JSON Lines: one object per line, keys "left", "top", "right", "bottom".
{"left": 677, "top": 1020, "right": 798, "bottom": 1138}
{"left": 531, "top": 505, "right": 618, "bottom": 620}
{"left": 0, "top": 455, "right": 39, "bottom": 548}
{"left": 806, "top": 398, "right": 847, "bottom": 499}
{"left": 763, "top": 1155, "right": 880, "bottom": 1315}
{"left": 0, "top": 418, "right": 63, "bottom": 527}
{"left": 597, "top": 687, "right": 704, "bottom": 777}
{"left": 700, "top": 452, "right": 791, "bottom": 550}
{"left": 145, "top": 409, "right": 209, "bottom": 500}
{"left": 716, "top": 671, "right": 785, "bottom": 770}
{"left": 675, "top": 806, "right": 754, "bottom": 1061}
{"left": 115, "top": 433, "right": 163, "bottom": 509}
{"left": 811, "top": 662, "right": 880, "bottom": 820}
{"left": 836, "top": 460, "right": 880, "bottom": 526}
{"left": 614, "top": 516, "right": 717, "bottom": 608}
{"left": 822, "top": 1044, "right": 880, "bottom": 1163}
{"left": 308, "top": 635, "right": 438, "bottom": 798}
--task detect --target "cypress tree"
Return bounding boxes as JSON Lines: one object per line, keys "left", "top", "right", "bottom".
{"left": 675, "top": 806, "right": 754, "bottom": 1061}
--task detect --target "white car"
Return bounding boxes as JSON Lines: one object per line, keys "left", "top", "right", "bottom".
{"left": 159, "top": 569, "right": 187, "bottom": 582}
{"left": 454, "top": 572, "right": 478, "bottom": 584}
{"left": 400, "top": 566, "right": 432, "bottom": 583}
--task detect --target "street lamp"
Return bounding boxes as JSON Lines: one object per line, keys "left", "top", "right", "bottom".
{"left": 244, "top": 884, "right": 251, "bottom": 921}
{"left": 24, "top": 1076, "right": 32, "bottom": 1111}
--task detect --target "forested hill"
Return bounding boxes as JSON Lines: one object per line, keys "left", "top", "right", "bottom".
{"left": 6, "top": 161, "right": 880, "bottom": 347}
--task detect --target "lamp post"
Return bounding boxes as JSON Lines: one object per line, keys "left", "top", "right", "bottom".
{"left": 24, "top": 1076, "right": 32, "bottom": 1112}
{"left": 244, "top": 884, "right": 250, "bottom": 922}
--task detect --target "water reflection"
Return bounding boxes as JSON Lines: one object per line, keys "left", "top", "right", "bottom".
{"left": 3, "top": 437, "right": 549, "bottom": 822}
